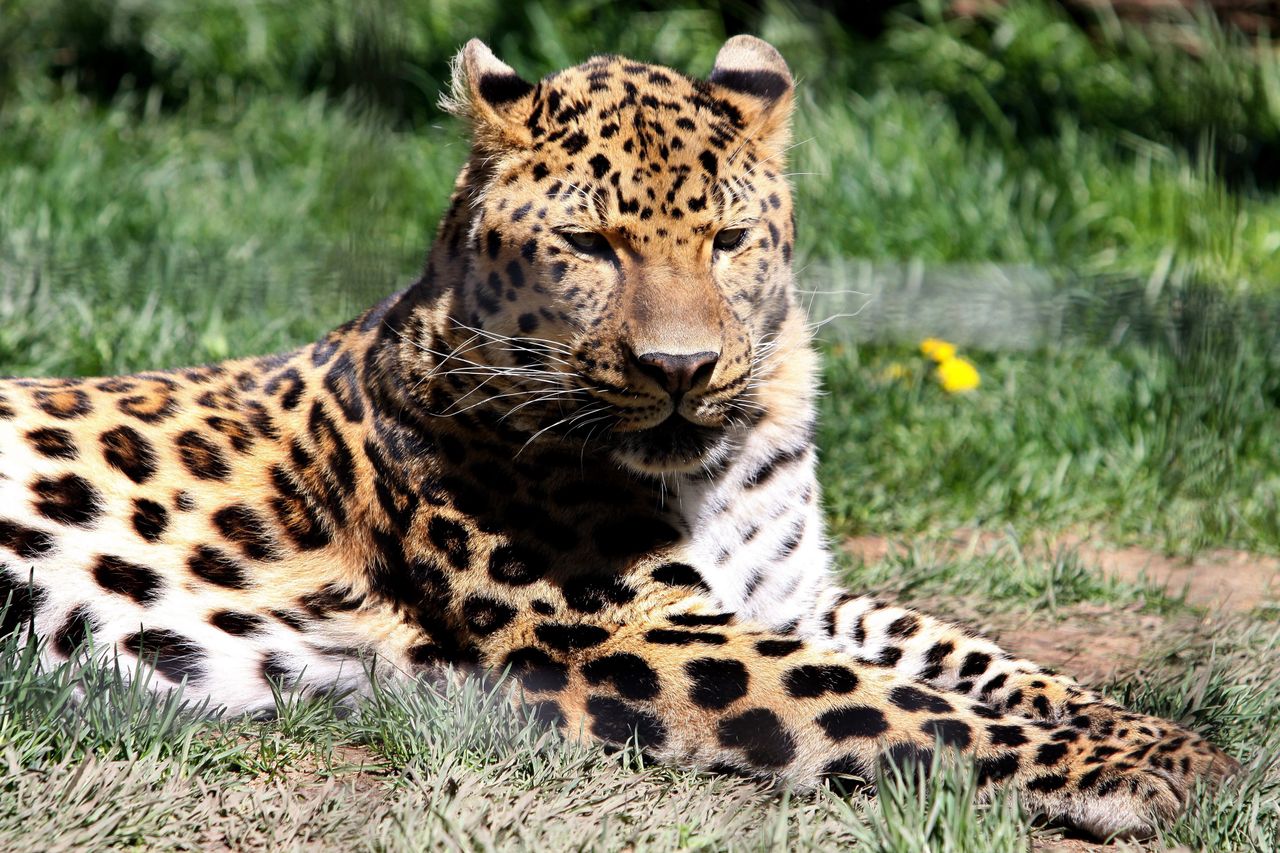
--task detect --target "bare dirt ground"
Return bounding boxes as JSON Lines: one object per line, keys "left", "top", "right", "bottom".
{"left": 846, "top": 529, "right": 1280, "bottom": 613}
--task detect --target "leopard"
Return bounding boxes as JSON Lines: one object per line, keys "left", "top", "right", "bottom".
{"left": 0, "top": 35, "right": 1238, "bottom": 838}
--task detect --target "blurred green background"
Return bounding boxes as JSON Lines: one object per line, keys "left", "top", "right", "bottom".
{"left": 1, "top": 0, "right": 1277, "bottom": 553}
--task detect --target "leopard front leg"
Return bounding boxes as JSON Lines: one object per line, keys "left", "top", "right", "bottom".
{"left": 817, "top": 593, "right": 1114, "bottom": 720}
{"left": 811, "top": 593, "right": 1239, "bottom": 792}
{"left": 481, "top": 588, "right": 1235, "bottom": 839}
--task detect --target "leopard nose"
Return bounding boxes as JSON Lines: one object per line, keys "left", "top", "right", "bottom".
{"left": 631, "top": 349, "right": 719, "bottom": 395}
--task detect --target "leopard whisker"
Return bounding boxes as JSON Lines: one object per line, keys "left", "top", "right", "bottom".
{"left": 500, "top": 387, "right": 592, "bottom": 420}
{"left": 514, "top": 403, "right": 612, "bottom": 458}
{"left": 433, "top": 369, "right": 571, "bottom": 413}
{"left": 446, "top": 319, "right": 576, "bottom": 361}
{"left": 440, "top": 386, "right": 585, "bottom": 418}
{"left": 429, "top": 365, "right": 566, "bottom": 384}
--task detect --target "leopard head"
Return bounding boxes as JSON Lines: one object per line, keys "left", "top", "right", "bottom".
{"left": 421, "top": 36, "right": 805, "bottom": 475}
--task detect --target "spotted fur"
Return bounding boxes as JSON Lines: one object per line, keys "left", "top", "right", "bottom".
{"left": 0, "top": 36, "right": 1236, "bottom": 838}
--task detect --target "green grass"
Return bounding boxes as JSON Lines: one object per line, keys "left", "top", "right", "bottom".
{"left": 0, "top": 85, "right": 449, "bottom": 375}
{"left": 872, "top": 0, "right": 1280, "bottom": 189}
{"left": 818, "top": 313, "right": 1280, "bottom": 555}
{"left": 0, "top": 629, "right": 205, "bottom": 769}
{"left": 797, "top": 88, "right": 1280, "bottom": 286}
{"left": 6, "top": 0, "right": 1280, "bottom": 287}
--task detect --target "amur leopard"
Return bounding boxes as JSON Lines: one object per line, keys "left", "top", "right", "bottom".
{"left": 0, "top": 36, "right": 1237, "bottom": 838}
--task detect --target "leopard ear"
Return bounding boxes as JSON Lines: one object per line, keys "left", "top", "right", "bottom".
{"left": 442, "top": 39, "right": 536, "bottom": 150}
{"left": 708, "top": 35, "right": 794, "bottom": 153}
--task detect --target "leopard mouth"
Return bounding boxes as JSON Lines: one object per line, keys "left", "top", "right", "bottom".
{"left": 611, "top": 413, "right": 732, "bottom": 475}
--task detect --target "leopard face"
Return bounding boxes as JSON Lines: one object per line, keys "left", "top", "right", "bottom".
{"left": 416, "top": 40, "right": 801, "bottom": 475}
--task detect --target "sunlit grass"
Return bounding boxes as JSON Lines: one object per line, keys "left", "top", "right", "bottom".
{"left": 818, "top": 314, "right": 1280, "bottom": 555}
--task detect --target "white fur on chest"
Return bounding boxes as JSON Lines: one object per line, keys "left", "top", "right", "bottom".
{"left": 672, "top": 404, "right": 835, "bottom": 633}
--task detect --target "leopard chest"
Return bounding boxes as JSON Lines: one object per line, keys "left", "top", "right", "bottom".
{"left": 672, "top": 425, "right": 832, "bottom": 631}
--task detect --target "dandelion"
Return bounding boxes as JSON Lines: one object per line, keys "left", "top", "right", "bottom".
{"left": 920, "top": 338, "right": 957, "bottom": 363}
{"left": 879, "top": 361, "right": 910, "bottom": 382}
{"left": 935, "top": 356, "right": 980, "bottom": 393}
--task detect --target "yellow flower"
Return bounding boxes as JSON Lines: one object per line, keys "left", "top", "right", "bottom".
{"left": 879, "top": 361, "right": 910, "bottom": 382}
{"left": 920, "top": 338, "right": 957, "bottom": 363}
{"left": 936, "top": 356, "right": 980, "bottom": 393}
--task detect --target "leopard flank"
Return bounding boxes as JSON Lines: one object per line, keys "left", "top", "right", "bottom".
{"left": 0, "top": 36, "right": 1237, "bottom": 838}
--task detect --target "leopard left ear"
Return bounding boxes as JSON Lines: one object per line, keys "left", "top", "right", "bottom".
{"left": 442, "top": 38, "right": 536, "bottom": 151}
{"left": 708, "top": 35, "right": 794, "bottom": 152}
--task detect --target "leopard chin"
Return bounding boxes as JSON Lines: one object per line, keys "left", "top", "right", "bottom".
{"left": 610, "top": 415, "right": 735, "bottom": 476}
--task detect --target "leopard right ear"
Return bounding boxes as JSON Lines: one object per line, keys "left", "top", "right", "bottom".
{"left": 708, "top": 35, "right": 794, "bottom": 154}
{"left": 442, "top": 39, "right": 536, "bottom": 151}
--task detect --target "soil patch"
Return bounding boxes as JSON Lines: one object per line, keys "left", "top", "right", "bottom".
{"left": 845, "top": 530, "right": 1280, "bottom": 613}
{"left": 838, "top": 528, "right": 1280, "bottom": 686}
{"left": 1065, "top": 536, "right": 1280, "bottom": 614}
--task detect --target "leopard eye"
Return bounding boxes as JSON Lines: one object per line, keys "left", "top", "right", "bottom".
{"left": 713, "top": 228, "right": 748, "bottom": 253}
{"left": 560, "top": 230, "right": 611, "bottom": 256}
